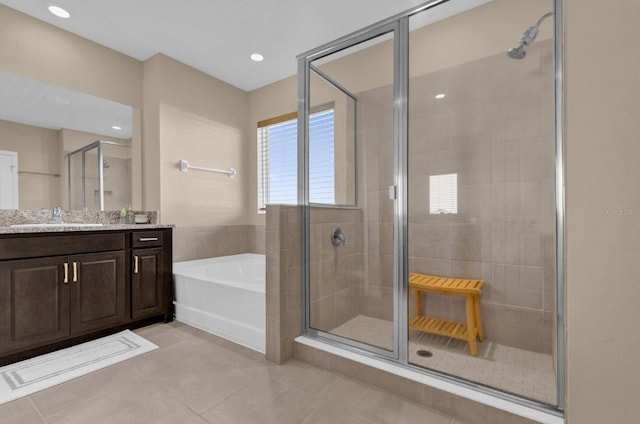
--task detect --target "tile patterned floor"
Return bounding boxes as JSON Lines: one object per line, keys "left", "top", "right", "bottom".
{"left": 0, "top": 322, "right": 468, "bottom": 424}
{"left": 331, "top": 315, "right": 557, "bottom": 405}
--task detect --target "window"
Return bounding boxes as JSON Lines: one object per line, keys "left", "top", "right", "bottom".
{"left": 257, "top": 109, "right": 335, "bottom": 213}
{"left": 429, "top": 173, "right": 458, "bottom": 214}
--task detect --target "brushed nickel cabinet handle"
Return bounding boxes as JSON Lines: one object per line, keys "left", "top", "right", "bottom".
{"left": 134, "top": 256, "right": 139, "bottom": 274}
{"left": 72, "top": 261, "right": 78, "bottom": 283}
{"left": 63, "top": 262, "right": 69, "bottom": 284}
{"left": 138, "top": 237, "right": 159, "bottom": 242}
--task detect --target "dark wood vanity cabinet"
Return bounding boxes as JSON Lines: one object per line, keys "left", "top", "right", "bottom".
{"left": 0, "top": 256, "right": 70, "bottom": 354}
{"left": 0, "top": 250, "right": 128, "bottom": 356}
{"left": 0, "top": 228, "right": 172, "bottom": 365}
{"left": 131, "top": 231, "right": 165, "bottom": 320}
{"left": 69, "top": 251, "right": 127, "bottom": 334}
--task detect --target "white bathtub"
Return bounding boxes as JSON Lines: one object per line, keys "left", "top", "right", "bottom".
{"left": 173, "top": 253, "right": 265, "bottom": 353}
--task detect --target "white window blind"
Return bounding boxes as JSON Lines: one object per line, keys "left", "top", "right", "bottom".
{"left": 308, "top": 110, "right": 335, "bottom": 204}
{"left": 257, "top": 109, "right": 335, "bottom": 213}
{"left": 429, "top": 173, "right": 458, "bottom": 214}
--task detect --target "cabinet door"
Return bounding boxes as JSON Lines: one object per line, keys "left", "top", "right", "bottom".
{"left": 69, "top": 251, "right": 127, "bottom": 335}
{"left": 131, "top": 248, "right": 163, "bottom": 319}
{"left": 0, "top": 257, "right": 69, "bottom": 354}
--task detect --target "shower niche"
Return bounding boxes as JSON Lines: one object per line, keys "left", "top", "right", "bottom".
{"left": 300, "top": 0, "right": 562, "bottom": 413}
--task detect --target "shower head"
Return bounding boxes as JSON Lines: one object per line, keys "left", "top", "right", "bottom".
{"left": 507, "top": 45, "right": 527, "bottom": 59}
{"left": 507, "top": 12, "right": 553, "bottom": 59}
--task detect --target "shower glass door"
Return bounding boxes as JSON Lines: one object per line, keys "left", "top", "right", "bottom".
{"left": 303, "top": 24, "right": 399, "bottom": 355}
{"left": 406, "top": 0, "right": 559, "bottom": 406}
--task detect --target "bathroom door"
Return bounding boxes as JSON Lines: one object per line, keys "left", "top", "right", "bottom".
{"left": 302, "top": 22, "right": 401, "bottom": 356}
{"left": 0, "top": 150, "right": 19, "bottom": 209}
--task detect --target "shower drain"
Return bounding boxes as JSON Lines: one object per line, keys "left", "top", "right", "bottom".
{"left": 416, "top": 350, "right": 433, "bottom": 358}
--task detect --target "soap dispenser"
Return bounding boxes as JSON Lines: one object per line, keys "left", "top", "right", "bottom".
{"left": 119, "top": 206, "right": 127, "bottom": 224}
{"left": 126, "top": 206, "right": 135, "bottom": 224}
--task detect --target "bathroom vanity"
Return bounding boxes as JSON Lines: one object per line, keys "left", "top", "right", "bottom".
{"left": 0, "top": 226, "right": 173, "bottom": 366}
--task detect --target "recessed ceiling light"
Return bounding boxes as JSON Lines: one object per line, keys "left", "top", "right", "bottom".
{"left": 48, "top": 5, "right": 70, "bottom": 18}
{"left": 112, "top": 126, "right": 122, "bottom": 130}
{"left": 435, "top": 93, "right": 446, "bottom": 99}
{"left": 250, "top": 53, "right": 264, "bottom": 62}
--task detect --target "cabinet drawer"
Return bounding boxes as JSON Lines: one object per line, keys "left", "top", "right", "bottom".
{"left": 131, "top": 231, "right": 163, "bottom": 248}
{"left": 0, "top": 233, "right": 126, "bottom": 260}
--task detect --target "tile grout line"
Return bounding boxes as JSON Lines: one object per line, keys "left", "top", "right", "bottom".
{"left": 27, "top": 396, "right": 48, "bottom": 424}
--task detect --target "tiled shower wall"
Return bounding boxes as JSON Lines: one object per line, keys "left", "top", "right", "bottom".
{"left": 265, "top": 205, "right": 366, "bottom": 363}
{"left": 355, "top": 40, "right": 555, "bottom": 353}
{"left": 268, "top": 40, "right": 555, "bottom": 356}
{"left": 309, "top": 207, "right": 365, "bottom": 332}
{"left": 409, "top": 40, "right": 555, "bottom": 354}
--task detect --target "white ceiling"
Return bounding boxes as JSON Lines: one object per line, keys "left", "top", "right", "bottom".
{"left": 0, "top": 0, "right": 488, "bottom": 92}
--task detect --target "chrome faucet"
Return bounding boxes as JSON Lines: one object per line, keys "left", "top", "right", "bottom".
{"left": 50, "top": 207, "right": 63, "bottom": 224}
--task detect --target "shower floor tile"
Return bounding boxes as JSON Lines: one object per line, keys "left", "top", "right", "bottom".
{"left": 330, "top": 315, "right": 557, "bottom": 405}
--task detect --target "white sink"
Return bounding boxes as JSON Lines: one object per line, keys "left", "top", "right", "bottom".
{"left": 10, "top": 223, "right": 105, "bottom": 228}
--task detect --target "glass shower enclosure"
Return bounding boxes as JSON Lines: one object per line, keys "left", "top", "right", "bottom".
{"left": 299, "top": 0, "right": 562, "bottom": 414}
{"left": 66, "top": 140, "right": 132, "bottom": 211}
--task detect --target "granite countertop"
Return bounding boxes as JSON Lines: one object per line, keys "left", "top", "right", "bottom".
{"left": 0, "top": 223, "right": 174, "bottom": 235}
{"left": 0, "top": 209, "right": 172, "bottom": 235}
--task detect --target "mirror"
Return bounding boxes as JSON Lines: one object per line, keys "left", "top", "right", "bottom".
{"left": 0, "top": 70, "right": 140, "bottom": 211}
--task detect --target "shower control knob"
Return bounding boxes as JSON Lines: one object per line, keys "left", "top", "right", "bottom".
{"left": 331, "top": 227, "right": 346, "bottom": 247}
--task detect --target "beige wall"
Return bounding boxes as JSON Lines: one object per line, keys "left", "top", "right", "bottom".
{"left": 0, "top": 120, "right": 61, "bottom": 209}
{"left": 141, "top": 55, "right": 163, "bottom": 212}
{"left": 564, "top": 1, "right": 640, "bottom": 422}
{"left": 142, "top": 54, "right": 252, "bottom": 226}
{"left": 408, "top": 0, "right": 552, "bottom": 80}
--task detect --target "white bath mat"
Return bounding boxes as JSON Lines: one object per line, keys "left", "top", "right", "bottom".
{"left": 0, "top": 330, "right": 157, "bottom": 405}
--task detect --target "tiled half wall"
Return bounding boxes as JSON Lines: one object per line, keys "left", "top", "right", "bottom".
{"left": 173, "top": 224, "right": 265, "bottom": 262}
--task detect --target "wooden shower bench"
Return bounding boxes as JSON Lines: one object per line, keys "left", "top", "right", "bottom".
{"left": 408, "top": 273, "right": 485, "bottom": 356}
